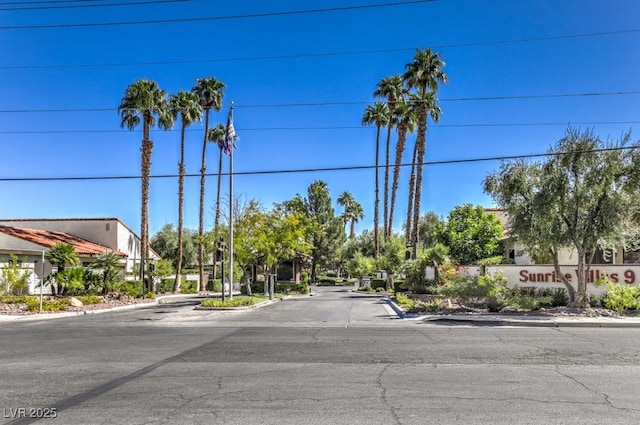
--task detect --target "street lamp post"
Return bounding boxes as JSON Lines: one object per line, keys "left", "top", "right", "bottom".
{"left": 217, "top": 238, "right": 226, "bottom": 302}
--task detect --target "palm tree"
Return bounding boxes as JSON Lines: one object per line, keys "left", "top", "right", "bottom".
{"left": 337, "top": 191, "right": 365, "bottom": 239}
{"left": 389, "top": 98, "right": 417, "bottom": 242}
{"left": 402, "top": 48, "right": 447, "bottom": 259}
{"left": 169, "top": 90, "right": 202, "bottom": 293}
{"left": 118, "top": 79, "right": 173, "bottom": 289}
{"left": 374, "top": 75, "right": 407, "bottom": 240}
{"left": 92, "top": 251, "right": 122, "bottom": 294}
{"left": 45, "top": 242, "right": 80, "bottom": 295}
{"left": 362, "top": 102, "right": 389, "bottom": 261}
{"left": 192, "top": 77, "right": 225, "bottom": 292}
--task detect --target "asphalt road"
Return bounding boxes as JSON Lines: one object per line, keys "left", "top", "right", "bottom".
{"left": 2, "top": 287, "right": 640, "bottom": 425}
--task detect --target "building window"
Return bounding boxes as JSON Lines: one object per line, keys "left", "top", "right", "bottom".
{"left": 624, "top": 250, "right": 640, "bottom": 264}
{"left": 105, "top": 223, "right": 111, "bottom": 231}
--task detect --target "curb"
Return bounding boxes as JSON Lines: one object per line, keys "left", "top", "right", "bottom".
{"left": 384, "top": 297, "right": 640, "bottom": 328}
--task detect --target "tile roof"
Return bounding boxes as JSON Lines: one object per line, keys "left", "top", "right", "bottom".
{"left": 0, "top": 225, "right": 126, "bottom": 257}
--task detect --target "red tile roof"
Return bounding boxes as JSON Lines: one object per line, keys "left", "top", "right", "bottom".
{"left": 0, "top": 225, "right": 126, "bottom": 257}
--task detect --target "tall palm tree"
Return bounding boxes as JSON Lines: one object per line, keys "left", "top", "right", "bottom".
{"left": 192, "top": 77, "right": 225, "bottom": 292}
{"left": 374, "top": 75, "right": 407, "bottom": 240}
{"left": 389, "top": 98, "right": 417, "bottom": 242}
{"left": 169, "top": 90, "right": 202, "bottom": 293}
{"left": 402, "top": 48, "right": 447, "bottom": 259}
{"left": 362, "top": 102, "right": 389, "bottom": 261}
{"left": 119, "top": 79, "right": 173, "bottom": 289}
{"left": 337, "top": 191, "right": 365, "bottom": 239}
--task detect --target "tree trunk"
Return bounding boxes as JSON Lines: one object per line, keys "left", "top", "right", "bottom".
{"left": 374, "top": 125, "right": 381, "bottom": 261}
{"left": 405, "top": 137, "right": 418, "bottom": 248}
{"left": 383, "top": 123, "right": 392, "bottom": 240}
{"left": 551, "top": 249, "right": 576, "bottom": 303}
{"left": 198, "top": 109, "right": 210, "bottom": 292}
{"left": 141, "top": 115, "right": 153, "bottom": 293}
{"left": 349, "top": 219, "right": 356, "bottom": 239}
{"left": 575, "top": 249, "right": 591, "bottom": 309}
{"left": 174, "top": 122, "right": 186, "bottom": 293}
{"left": 389, "top": 125, "right": 407, "bottom": 244}
{"left": 411, "top": 104, "right": 428, "bottom": 260}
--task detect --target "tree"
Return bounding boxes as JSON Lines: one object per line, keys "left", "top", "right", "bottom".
{"left": 1, "top": 254, "right": 31, "bottom": 295}
{"left": 45, "top": 242, "right": 80, "bottom": 295}
{"left": 300, "top": 181, "right": 346, "bottom": 282}
{"left": 91, "top": 251, "right": 122, "bottom": 294}
{"left": 390, "top": 99, "right": 417, "bottom": 241}
{"left": 119, "top": 79, "right": 173, "bottom": 290}
{"left": 402, "top": 48, "right": 447, "bottom": 259}
{"left": 150, "top": 224, "right": 197, "bottom": 271}
{"left": 345, "top": 251, "right": 376, "bottom": 279}
{"left": 362, "top": 102, "right": 389, "bottom": 261}
{"left": 374, "top": 75, "right": 407, "bottom": 240}
{"left": 168, "top": 90, "right": 202, "bottom": 293}
{"left": 337, "top": 191, "right": 364, "bottom": 239}
{"left": 439, "top": 204, "right": 504, "bottom": 265}
{"left": 379, "top": 236, "right": 406, "bottom": 289}
{"left": 423, "top": 242, "right": 449, "bottom": 283}
{"left": 484, "top": 128, "right": 640, "bottom": 308}
{"left": 192, "top": 77, "right": 226, "bottom": 292}
{"left": 417, "top": 211, "right": 445, "bottom": 250}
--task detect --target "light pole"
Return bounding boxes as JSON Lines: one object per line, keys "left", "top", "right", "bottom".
{"left": 217, "top": 238, "right": 226, "bottom": 302}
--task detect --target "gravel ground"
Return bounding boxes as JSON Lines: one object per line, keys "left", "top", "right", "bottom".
{"left": 0, "top": 294, "right": 155, "bottom": 316}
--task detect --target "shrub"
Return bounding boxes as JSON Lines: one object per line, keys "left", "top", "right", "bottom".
{"left": 26, "top": 297, "right": 70, "bottom": 312}
{"left": 0, "top": 295, "right": 32, "bottom": 304}
{"left": 438, "top": 272, "right": 508, "bottom": 301}
{"left": 375, "top": 287, "right": 385, "bottom": 292}
{"left": 201, "top": 296, "right": 255, "bottom": 308}
{"left": 116, "top": 280, "right": 143, "bottom": 298}
{"left": 603, "top": 283, "right": 640, "bottom": 313}
{"left": 76, "top": 295, "right": 103, "bottom": 305}
{"left": 158, "top": 278, "right": 174, "bottom": 294}
{"left": 551, "top": 288, "right": 569, "bottom": 307}
{"left": 371, "top": 279, "right": 386, "bottom": 290}
{"left": 208, "top": 279, "right": 222, "bottom": 292}
{"left": 181, "top": 280, "right": 198, "bottom": 294}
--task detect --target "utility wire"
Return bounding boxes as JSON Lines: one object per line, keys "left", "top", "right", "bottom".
{"left": 2, "top": 28, "right": 639, "bottom": 70}
{"left": 0, "top": 0, "right": 437, "bottom": 30}
{"left": 1, "top": 121, "right": 639, "bottom": 135}
{"left": 0, "top": 146, "right": 635, "bottom": 182}
{"left": 0, "top": 90, "right": 638, "bottom": 114}
{"left": 0, "top": 0, "right": 189, "bottom": 11}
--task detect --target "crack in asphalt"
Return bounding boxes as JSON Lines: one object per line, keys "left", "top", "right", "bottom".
{"left": 554, "top": 365, "right": 640, "bottom": 413}
{"left": 376, "top": 363, "right": 401, "bottom": 425}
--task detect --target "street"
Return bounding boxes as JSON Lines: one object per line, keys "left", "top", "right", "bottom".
{"left": 1, "top": 286, "right": 640, "bottom": 424}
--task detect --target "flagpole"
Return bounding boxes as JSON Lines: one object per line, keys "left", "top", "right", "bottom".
{"left": 228, "top": 102, "right": 234, "bottom": 299}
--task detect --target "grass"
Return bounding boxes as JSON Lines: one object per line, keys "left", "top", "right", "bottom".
{"left": 200, "top": 294, "right": 282, "bottom": 308}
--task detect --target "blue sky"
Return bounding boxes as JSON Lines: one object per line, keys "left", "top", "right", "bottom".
{"left": 1, "top": 0, "right": 639, "bottom": 237}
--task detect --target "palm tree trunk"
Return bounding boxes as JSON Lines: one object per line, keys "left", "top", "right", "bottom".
{"left": 374, "top": 125, "right": 381, "bottom": 261}
{"left": 383, "top": 124, "right": 392, "bottom": 240}
{"left": 198, "top": 109, "right": 210, "bottom": 292}
{"left": 405, "top": 137, "right": 418, "bottom": 246}
{"left": 141, "top": 117, "right": 153, "bottom": 293}
{"left": 390, "top": 125, "right": 407, "bottom": 243}
{"left": 174, "top": 122, "right": 186, "bottom": 293}
{"left": 411, "top": 105, "right": 428, "bottom": 259}
{"left": 350, "top": 219, "right": 356, "bottom": 239}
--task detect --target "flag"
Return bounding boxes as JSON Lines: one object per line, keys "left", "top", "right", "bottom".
{"left": 223, "top": 105, "right": 237, "bottom": 155}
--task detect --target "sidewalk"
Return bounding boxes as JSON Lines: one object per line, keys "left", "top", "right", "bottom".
{"left": 383, "top": 297, "right": 640, "bottom": 328}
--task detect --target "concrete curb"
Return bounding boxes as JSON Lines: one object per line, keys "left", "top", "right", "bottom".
{"left": 384, "top": 297, "right": 640, "bottom": 328}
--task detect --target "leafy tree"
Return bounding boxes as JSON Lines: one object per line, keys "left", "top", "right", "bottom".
{"left": 1, "top": 254, "right": 31, "bottom": 295}
{"left": 169, "top": 90, "right": 202, "bottom": 292}
{"left": 192, "top": 77, "right": 226, "bottom": 292}
{"left": 484, "top": 128, "right": 640, "bottom": 308}
{"left": 390, "top": 99, "right": 417, "bottom": 240}
{"left": 45, "top": 242, "right": 80, "bottom": 295}
{"left": 150, "top": 224, "right": 197, "bottom": 271}
{"left": 439, "top": 204, "right": 504, "bottom": 265}
{"left": 345, "top": 251, "right": 376, "bottom": 279}
{"left": 379, "top": 236, "right": 406, "bottom": 289}
{"left": 417, "top": 211, "right": 445, "bottom": 250}
{"left": 423, "top": 242, "right": 449, "bottom": 283}
{"left": 119, "top": 79, "right": 173, "bottom": 288}
{"left": 362, "top": 102, "right": 389, "bottom": 260}
{"left": 91, "top": 251, "right": 122, "bottom": 294}
{"left": 403, "top": 48, "right": 447, "bottom": 258}
{"left": 337, "top": 191, "right": 364, "bottom": 239}
{"left": 374, "top": 75, "right": 407, "bottom": 240}
{"left": 298, "top": 181, "right": 346, "bottom": 281}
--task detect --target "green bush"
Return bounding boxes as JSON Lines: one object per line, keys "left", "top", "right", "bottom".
{"left": 116, "top": 280, "right": 143, "bottom": 298}
{"left": 201, "top": 296, "right": 256, "bottom": 308}
{"left": 76, "top": 295, "right": 103, "bottom": 305}
{"left": 438, "top": 272, "right": 508, "bottom": 301}
{"left": 316, "top": 276, "right": 342, "bottom": 285}
{"left": 26, "top": 297, "right": 70, "bottom": 312}
{"left": 395, "top": 293, "right": 443, "bottom": 313}
{"left": 371, "top": 279, "right": 386, "bottom": 290}
{"left": 551, "top": 288, "right": 569, "bottom": 307}
{"left": 0, "top": 294, "right": 32, "bottom": 304}
{"left": 181, "top": 280, "right": 198, "bottom": 294}
{"left": 208, "top": 279, "right": 222, "bottom": 292}
{"left": 603, "top": 283, "right": 640, "bottom": 313}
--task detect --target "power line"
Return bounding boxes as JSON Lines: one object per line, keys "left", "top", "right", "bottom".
{"left": 1, "top": 90, "right": 638, "bottom": 114}
{"left": 0, "top": 0, "right": 190, "bottom": 11}
{"left": 0, "top": 146, "right": 635, "bottom": 182}
{"left": 1, "top": 121, "right": 639, "bottom": 135}
{"left": 2, "top": 28, "right": 639, "bottom": 70}
{"left": 0, "top": 0, "right": 437, "bottom": 30}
